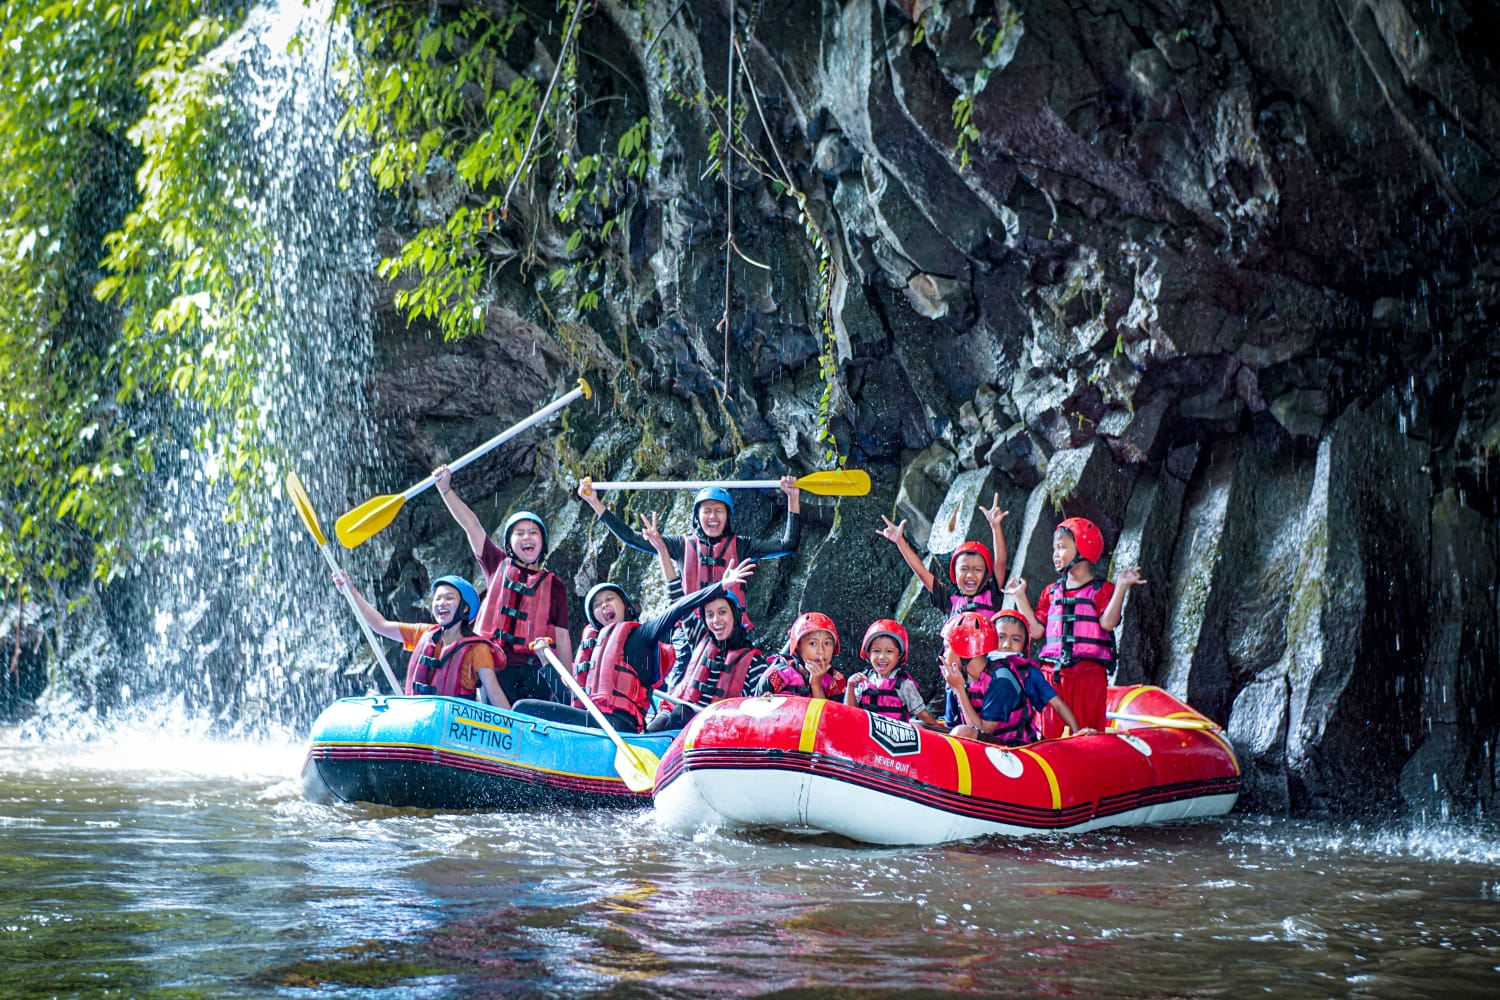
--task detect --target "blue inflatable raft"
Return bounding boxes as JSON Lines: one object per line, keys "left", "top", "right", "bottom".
{"left": 301, "top": 695, "right": 677, "bottom": 809}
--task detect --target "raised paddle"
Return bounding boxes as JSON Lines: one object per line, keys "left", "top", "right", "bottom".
{"left": 336, "top": 378, "right": 592, "bottom": 547}
{"left": 530, "top": 638, "right": 659, "bottom": 793}
{"left": 286, "top": 471, "right": 403, "bottom": 695}
{"left": 589, "top": 468, "right": 870, "bottom": 497}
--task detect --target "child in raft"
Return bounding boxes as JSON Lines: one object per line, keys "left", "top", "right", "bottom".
{"left": 940, "top": 610, "right": 1085, "bottom": 744}
{"left": 434, "top": 466, "right": 571, "bottom": 706}
{"left": 520, "top": 558, "right": 758, "bottom": 734}
{"left": 1003, "top": 516, "right": 1146, "bottom": 737}
{"left": 753, "top": 612, "right": 847, "bottom": 699}
{"left": 637, "top": 514, "right": 770, "bottom": 731}
{"left": 844, "top": 619, "right": 941, "bottom": 725}
{"left": 576, "top": 475, "right": 802, "bottom": 610}
{"left": 331, "top": 571, "right": 508, "bottom": 707}
{"left": 875, "top": 492, "right": 1010, "bottom": 619}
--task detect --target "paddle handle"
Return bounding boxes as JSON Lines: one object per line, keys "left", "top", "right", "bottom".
{"left": 406, "top": 379, "right": 591, "bottom": 500}
{"left": 591, "top": 479, "right": 781, "bottom": 491}
{"left": 319, "top": 544, "right": 403, "bottom": 695}
{"left": 532, "top": 641, "right": 633, "bottom": 755}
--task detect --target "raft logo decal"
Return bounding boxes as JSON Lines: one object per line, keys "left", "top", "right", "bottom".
{"left": 1118, "top": 733, "right": 1152, "bottom": 757}
{"left": 868, "top": 715, "right": 921, "bottom": 756}
{"left": 985, "top": 746, "right": 1025, "bottom": 779}
{"left": 443, "top": 704, "right": 518, "bottom": 755}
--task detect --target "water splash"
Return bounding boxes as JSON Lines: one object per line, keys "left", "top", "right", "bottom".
{"left": 49, "top": 0, "right": 382, "bottom": 735}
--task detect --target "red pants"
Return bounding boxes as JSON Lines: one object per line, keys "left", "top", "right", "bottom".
{"left": 1038, "top": 660, "right": 1107, "bottom": 737}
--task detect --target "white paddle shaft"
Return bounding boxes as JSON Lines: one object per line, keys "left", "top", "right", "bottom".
{"left": 318, "top": 544, "right": 403, "bottom": 694}
{"left": 591, "top": 479, "right": 782, "bottom": 491}
{"left": 404, "top": 382, "right": 588, "bottom": 500}
{"left": 533, "top": 642, "right": 636, "bottom": 757}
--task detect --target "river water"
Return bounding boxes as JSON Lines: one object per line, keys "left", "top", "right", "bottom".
{"left": 3, "top": 722, "right": 1498, "bottom": 999}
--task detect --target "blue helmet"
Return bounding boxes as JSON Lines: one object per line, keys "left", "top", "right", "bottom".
{"left": 430, "top": 574, "right": 480, "bottom": 626}
{"left": 500, "top": 510, "right": 549, "bottom": 561}
{"left": 692, "top": 486, "right": 735, "bottom": 516}
{"left": 692, "top": 487, "right": 734, "bottom": 539}
{"left": 584, "top": 581, "right": 637, "bottom": 628}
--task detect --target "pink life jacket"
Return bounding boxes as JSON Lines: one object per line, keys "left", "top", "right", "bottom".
{"left": 855, "top": 669, "right": 916, "bottom": 720}
{"left": 405, "top": 629, "right": 489, "bottom": 698}
{"left": 479, "top": 559, "right": 556, "bottom": 662}
{"left": 1038, "top": 578, "right": 1114, "bottom": 667}
{"left": 671, "top": 635, "right": 760, "bottom": 706}
{"left": 763, "top": 656, "right": 845, "bottom": 698}
{"left": 948, "top": 588, "right": 998, "bottom": 617}
{"left": 578, "top": 621, "right": 650, "bottom": 729}
{"left": 681, "top": 532, "right": 743, "bottom": 605}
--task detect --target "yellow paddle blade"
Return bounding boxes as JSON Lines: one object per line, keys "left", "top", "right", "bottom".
{"left": 285, "top": 472, "right": 327, "bottom": 546}
{"left": 335, "top": 492, "right": 407, "bottom": 548}
{"left": 794, "top": 469, "right": 871, "bottom": 496}
{"left": 615, "top": 742, "right": 661, "bottom": 793}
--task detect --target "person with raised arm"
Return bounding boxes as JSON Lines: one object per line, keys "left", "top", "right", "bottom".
{"left": 875, "top": 493, "right": 1009, "bottom": 620}
{"left": 576, "top": 475, "right": 802, "bottom": 609}
{"left": 522, "top": 559, "right": 758, "bottom": 734}
{"left": 331, "top": 570, "right": 508, "bottom": 707}
{"left": 433, "top": 465, "right": 571, "bottom": 705}
{"left": 1003, "top": 517, "right": 1146, "bottom": 736}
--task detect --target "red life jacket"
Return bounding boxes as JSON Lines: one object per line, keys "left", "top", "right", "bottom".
{"left": 855, "top": 668, "right": 917, "bottom": 720}
{"left": 405, "top": 629, "right": 489, "bottom": 698}
{"left": 681, "top": 532, "right": 743, "bottom": 605}
{"left": 579, "top": 620, "right": 650, "bottom": 729}
{"left": 1038, "top": 578, "right": 1114, "bottom": 667}
{"left": 479, "top": 559, "right": 556, "bottom": 661}
{"left": 573, "top": 624, "right": 601, "bottom": 684}
{"left": 671, "top": 635, "right": 760, "bottom": 706}
{"left": 987, "top": 656, "right": 1042, "bottom": 746}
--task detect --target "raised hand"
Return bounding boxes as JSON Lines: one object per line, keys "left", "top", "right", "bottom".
{"left": 875, "top": 515, "right": 908, "bottom": 545}
{"left": 639, "top": 510, "right": 668, "bottom": 553}
{"left": 331, "top": 569, "right": 352, "bottom": 591}
{"left": 719, "top": 557, "right": 758, "bottom": 591}
{"left": 978, "top": 492, "right": 1009, "bottom": 529}
{"left": 1115, "top": 566, "right": 1148, "bottom": 588}
{"left": 577, "top": 476, "right": 606, "bottom": 515}
{"left": 1001, "top": 577, "right": 1028, "bottom": 597}
{"left": 433, "top": 465, "right": 453, "bottom": 495}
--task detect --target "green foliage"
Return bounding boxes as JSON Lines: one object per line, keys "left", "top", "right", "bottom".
{"left": 0, "top": 0, "right": 220, "bottom": 601}
{"left": 335, "top": 0, "right": 652, "bottom": 339}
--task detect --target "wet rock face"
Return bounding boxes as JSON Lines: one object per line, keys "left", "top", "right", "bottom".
{"left": 347, "top": 0, "right": 1500, "bottom": 817}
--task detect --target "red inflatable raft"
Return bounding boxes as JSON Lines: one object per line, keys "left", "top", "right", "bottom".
{"left": 653, "top": 685, "right": 1240, "bottom": 845}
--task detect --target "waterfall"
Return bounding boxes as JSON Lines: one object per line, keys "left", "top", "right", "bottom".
{"left": 47, "top": 0, "right": 384, "bottom": 736}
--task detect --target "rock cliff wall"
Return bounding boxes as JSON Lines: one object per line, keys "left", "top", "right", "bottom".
{"left": 33, "top": 0, "right": 1494, "bottom": 818}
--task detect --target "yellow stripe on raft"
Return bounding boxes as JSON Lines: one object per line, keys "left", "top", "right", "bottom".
{"left": 799, "top": 697, "right": 828, "bottom": 753}
{"left": 942, "top": 736, "right": 972, "bottom": 796}
{"left": 1113, "top": 685, "right": 1163, "bottom": 716}
{"left": 1014, "top": 747, "right": 1062, "bottom": 809}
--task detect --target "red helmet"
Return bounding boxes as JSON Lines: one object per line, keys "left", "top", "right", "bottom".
{"left": 788, "top": 611, "right": 840, "bottom": 656}
{"left": 942, "top": 611, "right": 997, "bottom": 659}
{"left": 1056, "top": 517, "right": 1104, "bottom": 564}
{"left": 990, "top": 609, "right": 1031, "bottom": 655}
{"left": 947, "top": 540, "right": 995, "bottom": 585}
{"left": 860, "top": 619, "right": 908, "bottom": 664}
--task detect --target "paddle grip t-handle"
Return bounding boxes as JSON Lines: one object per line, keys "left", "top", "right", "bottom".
{"left": 408, "top": 378, "right": 591, "bottom": 500}
{"left": 322, "top": 546, "right": 404, "bottom": 695}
